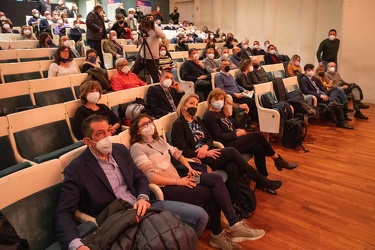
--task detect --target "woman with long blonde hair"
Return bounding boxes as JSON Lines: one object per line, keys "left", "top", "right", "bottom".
{"left": 203, "top": 88, "right": 298, "bottom": 195}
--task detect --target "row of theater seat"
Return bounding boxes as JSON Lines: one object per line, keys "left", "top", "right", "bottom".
{"left": 0, "top": 98, "right": 214, "bottom": 249}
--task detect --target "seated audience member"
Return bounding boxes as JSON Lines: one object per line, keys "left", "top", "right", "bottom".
{"left": 203, "top": 88, "right": 298, "bottom": 194}
{"left": 263, "top": 40, "right": 270, "bottom": 51}
{"left": 59, "top": 36, "right": 81, "bottom": 58}
{"left": 152, "top": 6, "right": 163, "bottom": 22}
{"left": 146, "top": 70, "right": 184, "bottom": 118}
{"left": 28, "top": 9, "right": 40, "bottom": 32}
{"left": 287, "top": 54, "right": 302, "bottom": 77}
{"left": 110, "top": 58, "right": 146, "bottom": 91}
{"left": 227, "top": 32, "right": 238, "bottom": 42}
{"left": 207, "top": 32, "right": 217, "bottom": 43}
{"left": 69, "top": 20, "right": 86, "bottom": 56}
{"left": 224, "top": 36, "right": 235, "bottom": 49}
{"left": 171, "top": 93, "right": 283, "bottom": 204}
{"left": 111, "top": 14, "right": 131, "bottom": 39}
{"left": 39, "top": 11, "right": 53, "bottom": 34}
{"left": 218, "top": 33, "right": 227, "bottom": 43}
{"left": 69, "top": 20, "right": 85, "bottom": 42}
{"left": 213, "top": 27, "right": 220, "bottom": 38}
{"left": 252, "top": 40, "right": 266, "bottom": 55}
{"left": 203, "top": 41, "right": 220, "bottom": 59}
{"left": 230, "top": 46, "right": 242, "bottom": 66}
{"left": 236, "top": 59, "right": 257, "bottom": 91}
{"left": 0, "top": 12, "right": 12, "bottom": 24}
{"left": 158, "top": 45, "right": 178, "bottom": 81}
{"left": 164, "top": 19, "right": 177, "bottom": 30}
{"left": 1, "top": 20, "right": 19, "bottom": 34}
{"left": 198, "top": 26, "right": 209, "bottom": 43}
{"left": 251, "top": 57, "right": 271, "bottom": 84}
{"left": 129, "top": 114, "right": 266, "bottom": 249}
{"left": 264, "top": 44, "right": 281, "bottom": 65}
{"left": 202, "top": 48, "right": 220, "bottom": 73}
{"left": 56, "top": 114, "right": 209, "bottom": 249}
{"left": 55, "top": 0, "right": 68, "bottom": 16}
{"left": 126, "top": 8, "right": 138, "bottom": 31}
{"left": 54, "top": 18, "right": 71, "bottom": 37}
{"left": 239, "top": 38, "right": 253, "bottom": 59}
{"left": 73, "top": 81, "right": 121, "bottom": 140}
{"left": 185, "top": 32, "right": 195, "bottom": 44}
{"left": 300, "top": 64, "right": 354, "bottom": 129}
{"left": 103, "top": 30, "right": 124, "bottom": 62}
{"left": 215, "top": 60, "right": 258, "bottom": 123}
{"left": 81, "top": 48, "right": 105, "bottom": 73}
{"left": 48, "top": 46, "right": 80, "bottom": 77}
{"left": 37, "top": 32, "right": 58, "bottom": 48}
{"left": 215, "top": 47, "right": 237, "bottom": 70}
{"left": 20, "top": 25, "right": 37, "bottom": 40}
{"left": 51, "top": 11, "right": 60, "bottom": 23}
{"left": 76, "top": 14, "right": 85, "bottom": 24}
{"left": 324, "top": 61, "right": 369, "bottom": 120}
{"left": 67, "top": 3, "right": 79, "bottom": 18}
{"left": 127, "top": 31, "right": 139, "bottom": 45}
{"left": 180, "top": 48, "right": 212, "bottom": 100}
{"left": 175, "top": 33, "right": 189, "bottom": 51}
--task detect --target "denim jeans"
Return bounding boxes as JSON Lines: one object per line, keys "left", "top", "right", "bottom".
{"left": 152, "top": 200, "right": 208, "bottom": 236}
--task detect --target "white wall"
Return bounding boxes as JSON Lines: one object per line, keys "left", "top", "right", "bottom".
{"left": 172, "top": 0, "right": 373, "bottom": 103}
{"left": 340, "top": 0, "right": 375, "bottom": 103}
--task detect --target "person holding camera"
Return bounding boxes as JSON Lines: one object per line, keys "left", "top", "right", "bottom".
{"left": 132, "top": 15, "right": 166, "bottom": 83}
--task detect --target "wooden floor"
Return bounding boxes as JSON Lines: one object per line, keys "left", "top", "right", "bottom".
{"left": 197, "top": 104, "right": 375, "bottom": 250}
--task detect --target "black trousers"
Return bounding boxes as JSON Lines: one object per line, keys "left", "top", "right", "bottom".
{"left": 132, "top": 57, "right": 160, "bottom": 83}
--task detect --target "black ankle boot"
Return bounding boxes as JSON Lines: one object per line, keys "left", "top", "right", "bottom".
{"left": 245, "top": 170, "right": 282, "bottom": 191}
{"left": 354, "top": 111, "right": 369, "bottom": 120}
{"left": 274, "top": 154, "right": 298, "bottom": 171}
{"left": 344, "top": 113, "right": 352, "bottom": 121}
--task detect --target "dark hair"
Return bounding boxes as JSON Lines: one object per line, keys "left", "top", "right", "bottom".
{"left": 85, "top": 48, "right": 98, "bottom": 60}
{"left": 328, "top": 29, "right": 337, "bottom": 34}
{"left": 160, "top": 70, "right": 173, "bottom": 77}
{"left": 38, "top": 32, "right": 50, "bottom": 46}
{"left": 129, "top": 114, "right": 159, "bottom": 145}
{"left": 79, "top": 80, "right": 102, "bottom": 104}
{"left": 116, "top": 14, "right": 125, "bottom": 20}
{"left": 81, "top": 115, "right": 109, "bottom": 138}
{"left": 1, "top": 19, "right": 13, "bottom": 29}
{"left": 304, "top": 63, "right": 315, "bottom": 71}
{"left": 54, "top": 45, "right": 74, "bottom": 64}
{"left": 188, "top": 48, "right": 197, "bottom": 57}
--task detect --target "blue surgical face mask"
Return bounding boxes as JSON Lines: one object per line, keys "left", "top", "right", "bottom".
{"left": 212, "top": 100, "right": 224, "bottom": 110}
{"left": 88, "top": 56, "right": 97, "bottom": 63}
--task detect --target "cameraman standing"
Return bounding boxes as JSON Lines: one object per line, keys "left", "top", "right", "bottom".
{"left": 132, "top": 15, "right": 166, "bottom": 83}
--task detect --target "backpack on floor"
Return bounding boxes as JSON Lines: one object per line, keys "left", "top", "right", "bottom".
{"left": 282, "top": 118, "right": 309, "bottom": 152}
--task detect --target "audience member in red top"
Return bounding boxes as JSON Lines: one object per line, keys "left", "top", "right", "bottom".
{"left": 110, "top": 58, "right": 146, "bottom": 91}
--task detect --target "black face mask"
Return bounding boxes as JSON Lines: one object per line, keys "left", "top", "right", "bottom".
{"left": 118, "top": 20, "right": 124, "bottom": 24}
{"left": 253, "top": 64, "right": 260, "bottom": 69}
{"left": 318, "top": 72, "right": 324, "bottom": 77}
{"left": 224, "top": 65, "right": 230, "bottom": 72}
{"left": 186, "top": 107, "right": 197, "bottom": 116}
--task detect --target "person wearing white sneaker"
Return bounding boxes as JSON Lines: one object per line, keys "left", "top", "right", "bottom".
{"left": 130, "top": 114, "right": 265, "bottom": 250}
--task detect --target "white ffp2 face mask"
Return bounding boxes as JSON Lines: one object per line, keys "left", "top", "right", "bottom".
{"left": 92, "top": 136, "right": 112, "bottom": 154}
{"left": 141, "top": 124, "right": 155, "bottom": 137}
{"left": 121, "top": 66, "right": 130, "bottom": 74}
{"left": 162, "top": 78, "right": 172, "bottom": 88}
{"left": 86, "top": 92, "right": 100, "bottom": 104}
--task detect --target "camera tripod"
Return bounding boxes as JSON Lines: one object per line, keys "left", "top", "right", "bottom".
{"left": 131, "top": 32, "right": 160, "bottom": 83}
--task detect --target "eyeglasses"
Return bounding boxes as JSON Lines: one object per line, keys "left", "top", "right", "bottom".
{"left": 139, "top": 119, "right": 154, "bottom": 130}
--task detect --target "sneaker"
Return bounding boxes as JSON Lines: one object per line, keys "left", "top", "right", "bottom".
{"left": 209, "top": 231, "right": 241, "bottom": 250}
{"left": 230, "top": 220, "right": 265, "bottom": 242}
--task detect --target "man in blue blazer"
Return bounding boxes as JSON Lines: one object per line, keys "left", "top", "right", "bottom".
{"left": 55, "top": 115, "right": 208, "bottom": 250}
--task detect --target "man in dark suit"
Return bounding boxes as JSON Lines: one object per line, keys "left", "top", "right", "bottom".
{"left": 115, "top": 2, "right": 127, "bottom": 18}
{"left": 147, "top": 70, "right": 185, "bottom": 119}
{"left": 55, "top": 115, "right": 208, "bottom": 249}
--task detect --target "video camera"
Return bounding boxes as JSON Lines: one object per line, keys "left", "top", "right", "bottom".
{"left": 139, "top": 15, "right": 155, "bottom": 37}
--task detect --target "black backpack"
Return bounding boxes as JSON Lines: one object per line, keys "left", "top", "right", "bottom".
{"left": 282, "top": 118, "right": 309, "bottom": 152}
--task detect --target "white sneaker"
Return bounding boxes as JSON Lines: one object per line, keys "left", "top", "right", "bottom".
{"left": 230, "top": 220, "right": 265, "bottom": 242}
{"left": 209, "top": 231, "right": 241, "bottom": 250}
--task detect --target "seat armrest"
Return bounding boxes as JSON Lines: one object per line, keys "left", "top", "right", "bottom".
{"left": 213, "top": 141, "right": 225, "bottom": 149}
{"left": 75, "top": 210, "right": 97, "bottom": 225}
{"left": 149, "top": 183, "right": 164, "bottom": 201}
